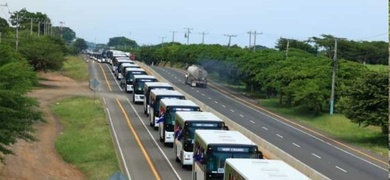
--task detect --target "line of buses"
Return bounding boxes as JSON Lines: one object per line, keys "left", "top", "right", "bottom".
{"left": 91, "top": 50, "right": 309, "bottom": 180}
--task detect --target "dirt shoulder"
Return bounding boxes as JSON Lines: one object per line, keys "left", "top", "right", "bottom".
{"left": 0, "top": 72, "right": 92, "bottom": 180}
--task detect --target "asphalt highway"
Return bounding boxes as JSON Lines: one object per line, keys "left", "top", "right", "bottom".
{"left": 87, "top": 57, "right": 387, "bottom": 180}
{"left": 151, "top": 66, "right": 387, "bottom": 180}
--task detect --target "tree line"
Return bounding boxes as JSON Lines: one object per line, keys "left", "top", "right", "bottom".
{"left": 137, "top": 36, "right": 388, "bottom": 134}
{"left": 0, "top": 9, "right": 88, "bottom": 162}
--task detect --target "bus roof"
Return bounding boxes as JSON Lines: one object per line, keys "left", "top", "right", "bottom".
{"left": 151, "top": 89, "right": 183, "bottom": 97}
{"left": 160, "top": 99, "right": 198, "bottom": 108}
{"left": 144, "top": 82, "right": 172, "bottom": 88}
{"left": 225, "top": 159, "right": 309, "bottom": 180}
{"left": 125, "top": 68, "right": 145, "bottom": 72}
{"left": 121, "top": 63, "right": 138, "bottom": 68}
{"left": 195, "top": 130, "right": 255, "bottom": 146}
{"left": 117, "top": 59, "right": 132, "bottom": 63}
{"left": 133, "top": 75, "right": 157, "bottom": 80}
{"left": 176, "top": 112, "right": 223, "bottom": 122}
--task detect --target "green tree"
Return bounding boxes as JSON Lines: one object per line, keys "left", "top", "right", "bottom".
{"left": 275, "top": 38, "right": 318, "bottom": 55}
{"left": 18, "top": 31, "right": 65, "bottom": 71}
{"left": 72, "top": 38, "right": 88, "bottom": 53}
{"left": 107, "top": 36, "right": 138, "bottom": 49}
{"left": 0, "top": 43, "right": 42, "bottom": 162}
{"left": 338, "top": 71, "right": 388, "bottom": 134}
{"left": 9, "top": 9, "right": 50, "bottom": 35}
{"left": 0, "top": 17, "right": 9, "bottom": 33}
{"left": 51, "top": 26, "right": 76, "bottom": 44}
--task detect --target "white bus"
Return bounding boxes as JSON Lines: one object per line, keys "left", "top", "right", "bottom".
{"left": 158, "top": 99, "right": 200, "bottom": 146}
{"left": 149, "top": 90, "right": 185, "bottom": 129}
{"left": 174, "top": 111, "right": 228, "bottom": 168}
{"left": 122, "top": 68, "right": 147, "bottom": 92}
{"left": 132, "top": 75, "right": 157, "bottom": 103}
{"left": 117, "top": 62, "right": 138, "bottom": 80}
{"left": 113, "top": 59, "right": 132, "bottom": 75}
{"left": 143, "top": 82, "right": 174, "bottom": 116}
{"left": 223, "top": 159, "right": 310, "bottom": 180}
{"left": 192, "top": 130, "right": 263, "bottom": 180}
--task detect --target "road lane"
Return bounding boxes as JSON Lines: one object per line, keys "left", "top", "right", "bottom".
{"left": 97, "top": 61, "right": 187, "bottom": 180}
{"left": 151, "top": 66, "right": 387, "bottom": 180}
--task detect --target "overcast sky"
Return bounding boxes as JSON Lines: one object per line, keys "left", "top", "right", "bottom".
{"left": 1, "top": 0, "right": 388, "bottom": 48}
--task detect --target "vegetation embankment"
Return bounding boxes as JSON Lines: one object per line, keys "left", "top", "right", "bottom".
{"left": 0, "top": 8, "right": 89, "bottom": 161}
{"left": 137, "top": 36, "right": 388, "bottom": 156}
{"left": 62, "top": 56, "right": 89, "bottom": 81}
{"left": 52, "top": 96, "right": 119, "bottom": 179}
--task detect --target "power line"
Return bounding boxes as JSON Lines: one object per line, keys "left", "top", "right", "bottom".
{"left": 247, "top": 31, "right": 252, "bottom": 48}
{"left": 169, "top": 31, "right": 177, "bottom": 42}
{"left": 184, "top": 27, "right": 193, "bottom": 45}
{"left": 199, "top": 32, "right": 208, "bottom": 44}
{"left": 224, "top": 34, "right": 237, "bottom": 47}
{"left": 253, "top": 31, "right": 262, "bottom": 51}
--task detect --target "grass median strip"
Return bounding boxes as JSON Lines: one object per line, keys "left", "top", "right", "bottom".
{"left": 51, "top": 96, "right": 119, "bottom": 179}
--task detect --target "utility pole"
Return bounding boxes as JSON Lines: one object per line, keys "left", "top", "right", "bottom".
{"left": 59, "top": 21, "right": 65, "bottom": 38}
{"left": 37, "top": 21, "right": 41, "bottom": 36}
{"left": 15, "top": 13, "right": 19, "bottom": 51}
{"left": 184, "top": 27, "right": 193, "bottom": 45}
{"left": 253, "top": 31, "right": 262, "bottom": 52}
{"left": 30, "top": 18, "right": 33, "bottom": 35}
{"left": 224, "top": 34, "right": 237, "bottom": 47}
{"left": 199, "top": 32, "right": 207, "bottom": 44}
{"left": 160, "top": 36, "right": 166, "bottom": 47}
{"left": 329, "top": 39, "right": 338, "bottom": 115}
{"left": 285, "top": 39, "right": 290, "bottom": 59}
{"left": 169, "top": 31, "right": 177, "bottom": 42}
{"left": 247, "top": 31, "right": 252, "bottom": 48}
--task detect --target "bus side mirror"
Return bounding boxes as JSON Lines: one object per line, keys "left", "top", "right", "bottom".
{"left": 223, "top": 126, "right": 229, "bottom": 130}
{"left": 258, "top": 151, "right": 264, "bottom": 159}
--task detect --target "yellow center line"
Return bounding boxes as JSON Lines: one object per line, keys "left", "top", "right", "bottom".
{"left": 209, "top": 83, "right": 387, "bottom": 166}
{"left": 116, "top": 99, "right": 161, "bottom": 180}
{"left": 98, "top": 63, "right": 113, "bottom": 91}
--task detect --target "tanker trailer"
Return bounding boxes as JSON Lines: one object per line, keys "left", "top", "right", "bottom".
{"left": 185, "top": 65, "right": 208, "bottom": 87}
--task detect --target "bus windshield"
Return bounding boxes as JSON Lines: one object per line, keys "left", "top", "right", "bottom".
{"left": 166, "top": 107, "right": 200, "bottom": 125}
{"left": 134, "top": 79, "right": 157, "bottom": 94}
{"left": 126, "top": 71, "right": 146, "bottom": 83}
{"left": 187, "top": 122, "right": 223, "bottom": 141}
{"left": 206, "top": 146, "right": 258, "bottom": 173}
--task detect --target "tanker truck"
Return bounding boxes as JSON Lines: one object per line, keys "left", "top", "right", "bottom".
{"left": 185, "top": 65, "right": 208, "bottom": 88}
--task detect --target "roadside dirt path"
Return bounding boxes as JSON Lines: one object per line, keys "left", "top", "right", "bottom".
{"left": 0, "top": 72, "right": 92, "bottom": 180}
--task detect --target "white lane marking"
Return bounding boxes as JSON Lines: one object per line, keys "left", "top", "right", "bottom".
{"left": 312, "top": 153, "right": 322, "bottom": 159}
{"left": 336, "top": 166, "right": 347, "bottom": 173}
{"left": 276, "top": 134, "right": 283, "bottom": 138}
{"left": 208, "top": 97, "right": 211, "bottom": 100}
{"left": 292, "top": 143, "right": 301, "bottom": 148}
{"left": 230, "top": 109, "right": 234, "bottom": 113}
{"left": 106, "top": 107, "right": 131, "bottom": 180}
{"left": 196, "top": 90, "right": 199, "bottom": 93}
{"left": 104, "top": 64, "right": 123, "bottom": 91}
{"left": 202, "top": 93, "right": 205, "bottom": 96}
{"left": 239, "top": 114, "right": 244, "bottom": 118}
{"left": 126, "top": 99, "right": 182, "bottom": 180}
{"left": 250, "top": 120, "right": 255, "bottom": 124}
{"left": 222, "top": 105, "right": 226, "bottom": 108}
{"left": 208, "top": 85, "right": 387, "bottom": 171}
{"left": 103, "top": 97, "right": 106, "bottom": 105}
{"left": 262, "top": 126, "right": 269, "bottom": 130}
{"left": 214, "top": 101, "right": 218, "bottom": 104}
